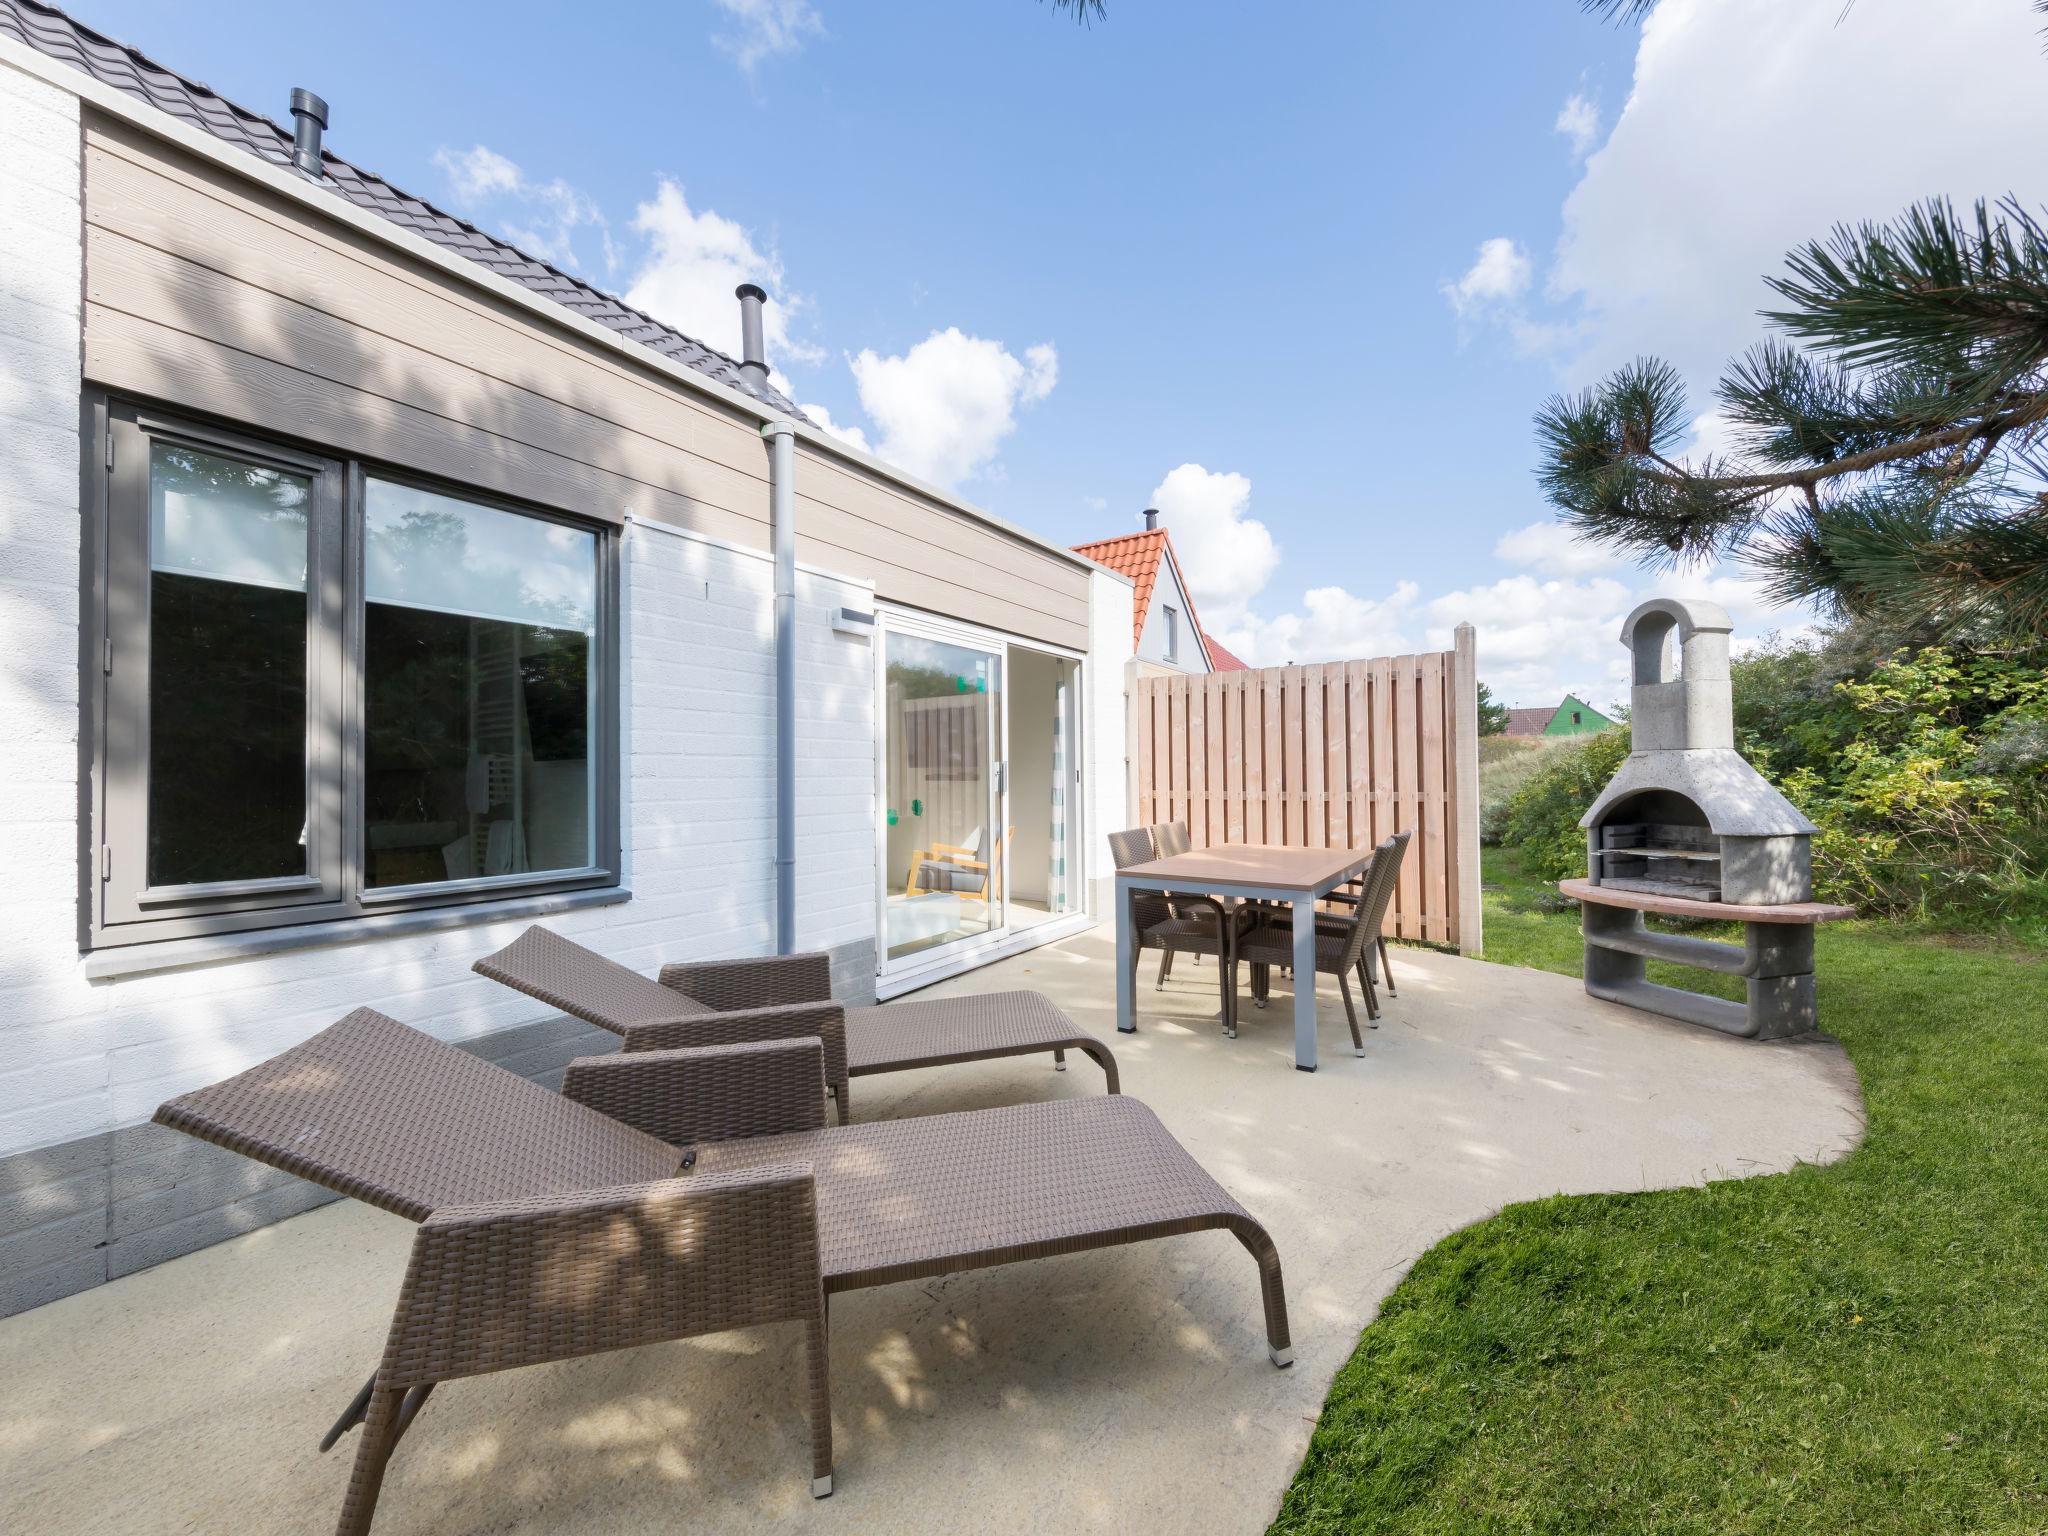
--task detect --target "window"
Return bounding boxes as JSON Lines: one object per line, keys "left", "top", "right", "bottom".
{"left": 1163, "top": 605, "right": 1179, "bottom": 661}
{"left": 90, "top": 404, "right": 618, "bottom": 947}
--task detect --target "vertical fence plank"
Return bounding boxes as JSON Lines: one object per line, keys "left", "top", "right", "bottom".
{"left": 1392, "top": 656, "right": 1422, "bottom": 939}
{"left": 1328, "top": 665, "right": 1353, "bottom": 849}
{"left": 1130, "top": 640, "right": 1475, "bottom": 945}
{"left": 1451, "top": 623, "right": 1481, "bottom": 955}
{"left": 1262, "top": 667, "right": 1284, "bottom": 844}
{"left": 1302, "top": 664, "right": 1327, "bottom": 848}
{"left": 1419, "top": 652, "right": 1449, "bottom": 945}
{"left": 1346, "top": 661, "right": 1370, "bottom": 854}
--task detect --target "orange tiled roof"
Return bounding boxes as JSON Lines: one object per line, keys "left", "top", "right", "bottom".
{"left": 1203, "top": 634, "right": 1250, "bottom": 671}
{"left": 1071, "top": 527, "right": 1214, "bottom": 658}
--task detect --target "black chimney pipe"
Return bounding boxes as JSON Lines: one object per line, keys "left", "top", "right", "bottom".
{"left": 289, "top": 88, "right": 328, "bottom": 179}
{"left": 734, "top": 283, "right": 769, "bottom": 390}
{"left": 1143, "top": 507, "right": 1160, "bottom": 530}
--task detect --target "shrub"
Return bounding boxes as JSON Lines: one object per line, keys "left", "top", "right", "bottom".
{"left": 1495, "top": 728, "right": 1632, "bottom": 882}
{"left": 1478, "top": 736, "right": 1552, "bottom": 845}
{"left": 1491, "top": 638, "right": 2048, "bottom": 928}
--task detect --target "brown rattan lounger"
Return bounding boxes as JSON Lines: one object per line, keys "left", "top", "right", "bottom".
{"left": 472, "top": 925, "right": 1119, "bottom": 1122}
{"left": 153, "top": 1008, "right": 1287, "bottom": 1535}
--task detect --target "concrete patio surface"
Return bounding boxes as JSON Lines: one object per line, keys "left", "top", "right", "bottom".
{"left": 0, "top": 930, "right": 1864, "bottom": 1535}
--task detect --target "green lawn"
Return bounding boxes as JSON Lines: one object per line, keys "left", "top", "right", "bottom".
{"left": 1269, "top": 847, "right": 2048, "bottom": 1535}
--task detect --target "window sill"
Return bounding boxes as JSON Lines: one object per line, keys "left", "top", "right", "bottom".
{"left": 81, "top": 884, "right": 632, "bottom": 981}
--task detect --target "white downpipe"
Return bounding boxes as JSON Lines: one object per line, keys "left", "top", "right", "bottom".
{"left": 763, "top": 418, "right": 798, "bottom": 954}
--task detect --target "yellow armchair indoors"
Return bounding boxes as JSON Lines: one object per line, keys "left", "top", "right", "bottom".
{"left": 907, "top": 825, "right": 1013, "bottom": 904}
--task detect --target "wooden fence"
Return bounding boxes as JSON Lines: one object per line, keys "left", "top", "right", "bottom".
{"left": 1129, "top": 624, "right": 1482, "bottom": 953}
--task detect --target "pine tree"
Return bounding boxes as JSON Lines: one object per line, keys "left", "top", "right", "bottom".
{"left": 1548, "top": 9, "right": 2048, "bottom": 643}
{"left": 1476, "top": 682, "right": 1511, "bottom": 737}
{"left": 1537, "top": 196, "right": 2048, "bottom": 642}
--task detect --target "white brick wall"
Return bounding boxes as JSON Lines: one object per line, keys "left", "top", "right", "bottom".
{"left": 0, "top": 480, "right": 878, "bottom": 1158}
{"left": 1086, "top": 569, "right": 1136, "bottom": 900}
{"left": 0, "top": 63, "right": 88, "bottom": 1160}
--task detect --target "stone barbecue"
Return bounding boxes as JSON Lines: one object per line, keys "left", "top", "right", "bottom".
{"left": 1561, "top": 597, "right": 1853, "bottom": 1039}
{"left": 1582, "top": 597, "right": 1814, "bottom": 905}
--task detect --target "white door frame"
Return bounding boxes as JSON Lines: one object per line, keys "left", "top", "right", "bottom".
{"left": 872, "top": 605, "right": 1089, "bottom": 998}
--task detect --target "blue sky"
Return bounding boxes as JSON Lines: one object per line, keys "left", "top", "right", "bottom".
{"left": 71, "top": 0, "right": 2048, "bottom": 707}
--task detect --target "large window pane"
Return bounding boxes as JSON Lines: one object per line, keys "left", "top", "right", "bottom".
{"left": 363, "top": 480, "right": 597, "bottom": 888}
{"left": 147, "top": 443, "right": 310, "bottom": 887}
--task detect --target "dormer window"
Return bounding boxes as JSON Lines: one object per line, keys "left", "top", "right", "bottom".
{"left": 1163, "top": 605, "right": 1179, "bottom": 661}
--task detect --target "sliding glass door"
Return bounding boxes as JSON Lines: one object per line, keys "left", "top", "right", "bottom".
{"left": 876, "top": 611, "right": 1085, "bottom": 987}
{"left": 880, "top": 623, "right": 1004, "bottom": 965}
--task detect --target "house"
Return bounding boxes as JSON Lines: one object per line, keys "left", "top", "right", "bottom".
{"left": 1205, "top": 634, "right": 1251, "bottom": 672}
{"left": 1499, "top": 694, "right": 1616, "bottom": 739}
{"left": 0, "top": 0, "right": 1137, "bottom": 1317}
{"left": 1072, "top": 510, "right": 1227, "bottom": 677}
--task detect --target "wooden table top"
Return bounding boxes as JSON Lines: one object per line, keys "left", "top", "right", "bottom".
{"left": 1559, "top": 878, "right": 1856, "bottom": 924}
{"left": 1119, "top": 844, "right": 1372, "bottom": 894}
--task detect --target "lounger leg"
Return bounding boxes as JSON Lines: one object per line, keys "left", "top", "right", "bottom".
{"left": 335, "top": 1384, "right": 406, "bottom": 1536}
{"left": 1155, "top": 949, "right": 1174, "bottom": 990}
{"left": 1339, "top": 973, "right": 1364, "bottom": 1056}
{"left": 319, "top": 1370, "right": 379, "bottom": 1452}
{"left": 1053, "top": 1047, "right": 1067, "bottom": 1072}
{"left": 1231, "top": 1222, "right": 1293, "bottom": 1368}
{"left": 806, "top": 1304, "right": 833, "bottom": 1498}
{"left": 1078, "top": 1041, "right": 1121, "bottom": 1094}
{"left": 835, "top": 1081, "right": 852, "bottom": 1124}
{"left": 1378, "top": 937, "right": 1397, "bottom": 997}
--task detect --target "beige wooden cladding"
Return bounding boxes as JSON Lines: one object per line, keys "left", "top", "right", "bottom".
{"left": 78, "top": 111, "right": 1091, "bottom": 651}
{"left": 1132, "top": 629, "right": 1482, "bottom": 953}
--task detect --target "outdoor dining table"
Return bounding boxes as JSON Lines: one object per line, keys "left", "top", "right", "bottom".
{"left": 1115, "top": 843, "right": 1377, "bottom": 1072}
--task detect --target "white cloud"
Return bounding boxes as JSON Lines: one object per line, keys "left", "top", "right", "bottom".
{"left": 1554, "top": 92, "right": 1601, "bottom": 158}
{"left": 710, "top": 0, "right": 823, "bottom": 74}
{"left": 848, "top": 330, "right": 1056, "bottom": 488}
{"left": 624, "top": 179, "right": 820, "bottom": 367}
{"left": 1442, "top": 236, "right": 1532, "bottom": 318}
{"left": 1083, "top": 495, "right": 1109, "bottom": 512}
{"left": 432, "top": 144, "right": 616, "bottom": 275}
{"left": 1145, "top": 463, "right": 1282, "bottom": 630}
{"left": 1218, "top": 582, "right": 1421, "bottom": 669}
{"left": 800, "top": 401, "right": 870, "bottom": 453}
{"left": 1548, "top": 0, "right": 2048, "bottom": 392}
{"left": 1493, "top": 519, "right": 1628, "bottom": 578}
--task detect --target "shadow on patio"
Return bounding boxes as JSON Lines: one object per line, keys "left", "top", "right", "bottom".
{"left": 0, "top": 926, "right": 1862, "bottom": 1535}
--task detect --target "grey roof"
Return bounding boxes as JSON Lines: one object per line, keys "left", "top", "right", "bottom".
{"left": 0, "top": 0, "right": 803, "bottom": 418}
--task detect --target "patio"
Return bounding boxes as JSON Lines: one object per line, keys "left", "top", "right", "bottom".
{"left": 0, "top": 929, "right": 1863, "bottom": 1535}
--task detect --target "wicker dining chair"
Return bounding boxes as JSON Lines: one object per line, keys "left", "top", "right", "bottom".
{"left": 1109, "top": 826, "right": 1255, "bottom": 1030}
{"left": 1254, "top": 828, "right": 1412, "bottom": 1003}
{"left": 154, "top": 1008, "right": 1291, "bottom": 1534}
{"left": 1231, "top": 830, "right": 1411, "bottom": 1054}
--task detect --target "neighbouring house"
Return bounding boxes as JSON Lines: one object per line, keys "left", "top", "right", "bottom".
{"left": 0, "top": 0, "right": 1137, "bottom": 1317}
{"left": 1204, "top": 634, "right": 1251, "bottom": 672}
{"left": 1072, "top": 509, "right": 1226, "bottom": 677}
{"left": 1498, "top": 694, "right": 1617, "bottom": 739}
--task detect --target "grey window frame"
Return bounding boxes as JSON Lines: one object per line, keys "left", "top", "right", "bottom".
{"left": 85, "top": 398, "right": 622, "bottom": 950}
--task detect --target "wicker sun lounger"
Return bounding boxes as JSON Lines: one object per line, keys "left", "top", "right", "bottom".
{"left": 154, "top": 1008, "right": 1287, "bottom": 1535}
{"left": 473, "top": 925, "right": 1119, "bottom": 1122}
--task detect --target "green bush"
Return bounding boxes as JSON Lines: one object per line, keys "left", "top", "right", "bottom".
{"left": 1492, "top": 638, "right": 2048, "bottom": 929}
{"left": 1495, "top": 727, "right": 1632, "bottom": 882}
{"left": 1779, "top": 647, "right": 2048, "bottom": 924}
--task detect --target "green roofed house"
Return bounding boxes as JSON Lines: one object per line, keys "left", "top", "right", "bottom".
{"left": 1499, "top": 694, "right": 1616, "bottom": 740}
